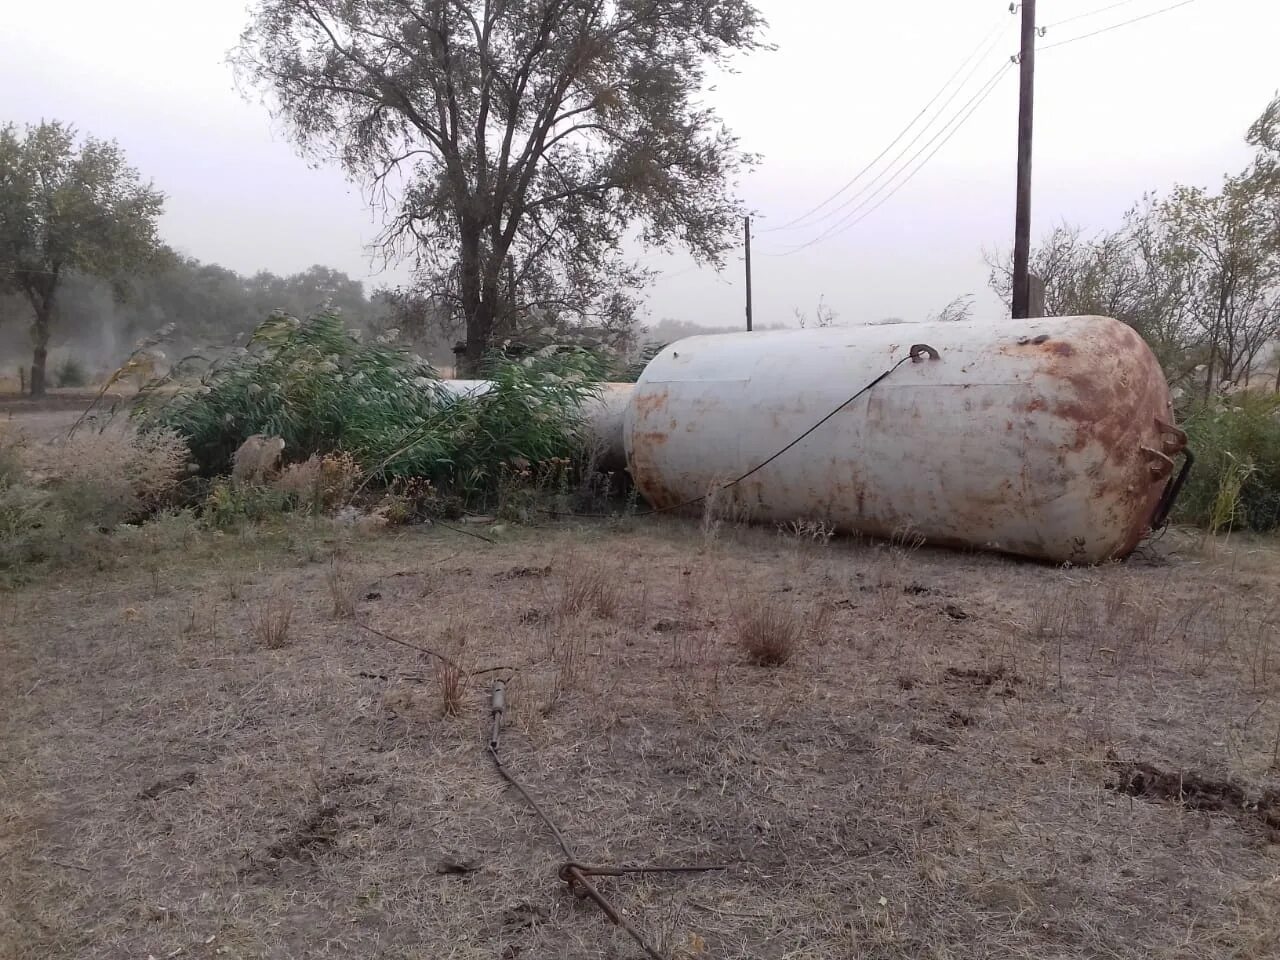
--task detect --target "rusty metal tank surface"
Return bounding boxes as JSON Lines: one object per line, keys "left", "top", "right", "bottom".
{"left": 624, "top": 316, "right": 1186, "bottom": 564}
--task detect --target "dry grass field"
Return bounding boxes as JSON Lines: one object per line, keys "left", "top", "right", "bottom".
{"left": 3, "top": 398, "right": 1280, "bottom": 959}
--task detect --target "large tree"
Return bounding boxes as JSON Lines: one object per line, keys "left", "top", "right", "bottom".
{"left": 988, "top": 94, "right": 1280, "bottom": 394}
{"left": 0, "top": 121, "right": 165, "bottom": 395}
{"left": 1159, "top": 176, "right": 1280, "bottom": 394}
{"left": 234, "top": 0, "right": 766, "bottom": 373}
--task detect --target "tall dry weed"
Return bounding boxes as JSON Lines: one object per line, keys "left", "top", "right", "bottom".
{"left": 431, "top": 617, "right": 470, "bottom": 717}
{"left": 326, "top": 557, "right": 357, "bottom": 619}
{"left": 250, "top": 588, "right": 294, "bottom": 649}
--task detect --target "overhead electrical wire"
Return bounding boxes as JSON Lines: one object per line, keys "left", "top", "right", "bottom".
{"left": 788, "top": 30, "right": 1011, "bottom": 234}
{"left": 1042, "top": 0, "right": 1148, "bottom": 29}
{"left": 755, "top": 0, "right": 1196, "bottom": 257}
{"left": 1041, "top": 0, "right": 1197, "bottom": 51}
{"left": 763, "top": 62, "right": 1013, "bottom": 257}
{"left": 760, "top": 10, "right": 1013, "bottom": 234}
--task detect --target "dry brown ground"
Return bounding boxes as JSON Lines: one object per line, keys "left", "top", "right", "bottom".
{"left": 3, "top": 510, "right": 1280, "bottom": 960}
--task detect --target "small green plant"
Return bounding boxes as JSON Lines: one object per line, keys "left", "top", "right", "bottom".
{"left": 1177, "top": 394, "right": 1280, "bottom": 532}
{"left": 1205, "top": 453, "right": 1254, "bottom": 544}
{"left": 203, "top": 479, "right": 292, "bottom": 529}
{"left": 54, "top": 357, "right": 89, "bottom": 388}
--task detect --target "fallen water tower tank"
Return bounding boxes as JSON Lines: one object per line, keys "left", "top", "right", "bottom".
{"left": 624, "top": 315, "right": 1188, "bottom": 564}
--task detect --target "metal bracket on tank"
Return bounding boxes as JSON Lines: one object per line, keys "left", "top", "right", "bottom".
{"left": 1151, "top": 447, "right": 1195, "bottom": 530}
{"left": 1147, "top": 417, "right": 1194, "bottom": 530}
{"left": 1154, "top": 418, "right": 1188, "bottom": 456}
{"left": 909, "top": 343, "right": 940, "bottom": 362}
{"left": 1139, "top": 446, "right": 1176, "bottom": 480}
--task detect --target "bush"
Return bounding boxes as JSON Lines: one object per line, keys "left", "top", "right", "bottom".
{"left": 54, "top": 357, "right": 89, "bottom": 388}
{"left": 38, "top": 428, "right": 190, "bottom": 528}
{"left": 1176, "top": 393, "right": 1280, "bottom": 532}
{"left": 203, "top": 479, "right": 293, "bottom": 529}
{"left": 138, "top": 311, "right": 601, "bottom": 507}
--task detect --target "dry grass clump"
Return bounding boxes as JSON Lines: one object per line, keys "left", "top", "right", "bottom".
{"left": 436, "top": 658, "right": 467, "bottom": 717}
{"left": 554, "top": 560, "right": 622, "bottom": 620}
{"left": 0, "top": 426, "right": 24, "bottom": 487}
{"left": 231, "top": 434, "right": 286, "bottom": 484}
{"left": 273, "top": 452, "right": 364, "bottom": 513}
{"left": 733, "top": 595, "right": 804, "bottom": 666}
{"left": 250, "top": 587, "right": 294, "bottom": 649}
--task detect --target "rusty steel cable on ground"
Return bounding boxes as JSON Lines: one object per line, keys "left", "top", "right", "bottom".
{"left": 486, "top": 681, "right": 730, "bottom": 960}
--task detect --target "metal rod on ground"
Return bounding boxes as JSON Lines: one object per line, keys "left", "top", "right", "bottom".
{"left": 1011, "top": 0, "right": 1037, "bottom": 320}
{"left": 744, "top": 215, "right": 753, "bottom": 332}
{"left": 563, "top": 864, "right": 667, "bottom": 960}
{"left": 485, "top": 682, "right": 730, "bottom": 960}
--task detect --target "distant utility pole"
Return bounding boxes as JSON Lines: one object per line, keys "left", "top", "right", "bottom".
{"left": 744, "top": 215, "right": 754, "bottom": 331}
{"left": 1011, "top": 0, "right": 1037, "bottom": 320}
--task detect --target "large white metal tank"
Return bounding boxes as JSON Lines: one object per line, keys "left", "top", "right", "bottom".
{"left": 624, "top": 316, "right": 1187, "bottom": 564}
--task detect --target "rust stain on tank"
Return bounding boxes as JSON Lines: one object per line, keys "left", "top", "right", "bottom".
{"left": 626, "top": 317, "right": 1178, "bottom": 564}
{"left": 633, "top": 388, "right": 670, "bottom": 417}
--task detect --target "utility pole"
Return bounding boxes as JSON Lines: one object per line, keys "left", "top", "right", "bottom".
{"left": 1011, "top": 0, "right": 1036, "bottom": 319}
{"left": 744, "top": 215, "right": 753, "bottom": 332}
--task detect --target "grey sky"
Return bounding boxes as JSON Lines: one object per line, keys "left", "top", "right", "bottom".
{"left": 3, "top": 0, "right": 1275, "bottom": 329}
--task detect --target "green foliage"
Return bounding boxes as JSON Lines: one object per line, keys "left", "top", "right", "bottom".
{"left": 1176, "top": 394, "right": 1280, "bottom": 533}
{"left": 139, "top": 311, "right": 448, "bottom": 477}
{"left": 202, "top": 479, "right": 293, "bottom": 530}
{"left": 54, "top": 356, "right": 89, "bottom": 388}
{"left": 0, "top": 120, "right": 165, "bottom": 393}
{"left": 140, "top": 312, "right": 601, "bottom": 506}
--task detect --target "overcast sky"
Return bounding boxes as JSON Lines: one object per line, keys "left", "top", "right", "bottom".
{"left": 3, "top": 0, "right": 1276, "bottom": 329}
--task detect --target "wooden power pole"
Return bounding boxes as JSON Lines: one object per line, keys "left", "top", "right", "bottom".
{"left": 1011, "top": 0, "right": 1037, "bottom": 320}
{"left": 744, "top": 215, "right": 753, "bottom": 332}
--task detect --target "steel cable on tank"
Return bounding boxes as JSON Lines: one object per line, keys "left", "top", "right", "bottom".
{"left": 557, "top": 342, "right": 940, "bottom": 521}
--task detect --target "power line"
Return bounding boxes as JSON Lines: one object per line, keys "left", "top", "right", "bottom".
{"left": 1042, "top": 0, "right": 1147, "bottom": 29}
{"left": 760, "top": 10, "right": 1012, "bottom": 234}
{"left": 791, "top": 30, "right": 1010, "bottom": 235}
{"left": 1041, "top": 0, "right": 1197, "bottom": 51}
{"left": 763, "top": 63, "right": 1012, "bottom": 257}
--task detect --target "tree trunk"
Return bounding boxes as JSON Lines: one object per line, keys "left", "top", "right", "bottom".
{"left": 461, "top": 300, "right": 494, "bottom": 377}
{"left": 456, "top": 221, "right": 490, "bottom": 378}
{"left": 29, "top": 299, "right": 52, "bottom": 398}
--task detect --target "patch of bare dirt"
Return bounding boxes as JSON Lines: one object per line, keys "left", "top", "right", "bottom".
{"left": 1106, "top": 751, "right": 1280, "bottom": 832}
